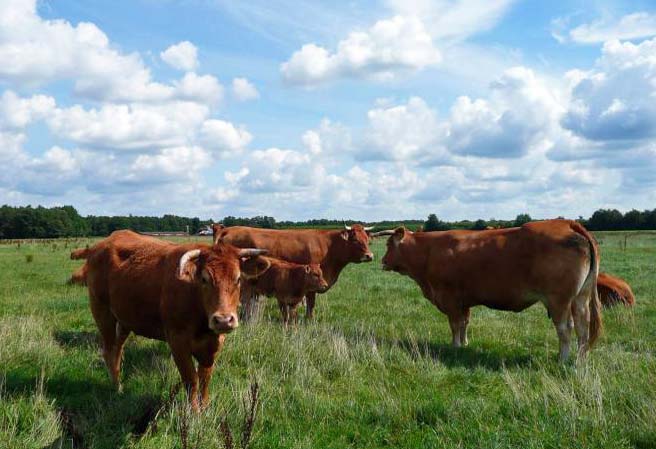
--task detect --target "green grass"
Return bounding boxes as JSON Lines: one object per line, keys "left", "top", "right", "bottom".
{"left": 0, "top": 233, "right": 655, "bottom": 449}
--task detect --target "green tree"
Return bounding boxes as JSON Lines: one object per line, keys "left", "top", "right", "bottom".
{"left": 513, "top": 214, "right": 532, "bottom": 227}
{"left": 424, "top": 214, "right": 448, "bottom": 232}
{"left": 472, "top": 219, "right": 488, "bottom": 230}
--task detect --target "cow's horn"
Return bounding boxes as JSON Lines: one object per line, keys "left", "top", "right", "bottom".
{"left": 372, "top": 230, "right": 395, "bottom": 237}
{"left": 364, "top": 226, "right": 374, "bottom": 231}
{"left": 344, "top": 223, "right": 352, "bottom": 230}
{"left": 238, "top": 248, "right": 268, "bottom": 257}
{"left": 178, "top": 249, "right": 201, "bottom": 277}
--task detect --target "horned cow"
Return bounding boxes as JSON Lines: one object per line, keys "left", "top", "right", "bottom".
{"left": 72, "top": 230, "right": 270, "bottom": 410}
{"left": 214, "top": 224, "right": 373, "bottom": 319}
{"left": 375, "top": 220, "right": 602, "bottom": 361}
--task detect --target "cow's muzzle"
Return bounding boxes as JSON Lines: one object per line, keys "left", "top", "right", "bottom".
{"left": 361, "top": 252, "right": 374, "bottom": 262}
{"left": 209, "top": 313, "right": 239, "bottom": 333}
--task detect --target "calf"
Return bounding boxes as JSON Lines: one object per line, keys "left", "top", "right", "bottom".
{"left": 72, "top": 230, "right": 270, "bottom": 410}
{"left": 245, "top": 257, "right": 328, "bottom": 324}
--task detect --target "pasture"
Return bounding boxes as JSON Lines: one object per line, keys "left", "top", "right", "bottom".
{"left": 1, "top": 231, "right": 655, "bottom": 449}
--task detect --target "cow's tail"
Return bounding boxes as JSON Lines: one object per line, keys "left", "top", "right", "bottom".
{"left": 571, "top": 221, "right": 602, "bottom": 347}
{"left": 70, "top": 246, "right": 90, "bottom": 260}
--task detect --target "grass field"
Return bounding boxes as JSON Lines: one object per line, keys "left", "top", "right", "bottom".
{"left": 1, "top": 231, "right": 655, "bottom": 449}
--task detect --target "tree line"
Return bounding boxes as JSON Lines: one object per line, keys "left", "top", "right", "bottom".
{"left": 0, "top": 206, "right": 210, "bottom": 239}
{"left": 1, "top": 204, "right": 655, "bottom": 239}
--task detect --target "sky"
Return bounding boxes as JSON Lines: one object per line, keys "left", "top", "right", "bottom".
{"left": 1, "top": 0, "right": 656, "bottom": 221}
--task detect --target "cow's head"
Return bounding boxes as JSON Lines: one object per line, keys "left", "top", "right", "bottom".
{"left": 302, "top": 263, "right": 329, "bottom": 293}
{"left": 177, "top": 244, "right": 270, "bottom": 334}
{"left": 340, "top": 224, "right": 374, "bottom": 263}
{"left": 377, "top": 227, "right": 411, "bottom": 274}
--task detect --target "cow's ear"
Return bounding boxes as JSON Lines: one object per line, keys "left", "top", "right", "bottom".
{"left": 340, "top": 230, "right": 349, "bottom": 240}
{"left": 393, "top": 227, "right": 406, "bottom": 244}
{"left": 212, "top": 224, "right": 225, "bottom": 245}
{"left": 178, "top": 249, "right": 202, "bottom": 283}
{"left": 241, "top": 256, "right": 271, "bottom": 279}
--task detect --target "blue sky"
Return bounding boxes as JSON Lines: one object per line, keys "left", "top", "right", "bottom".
{"left": 1, "top": 0, "right": 656, "bottom": 221}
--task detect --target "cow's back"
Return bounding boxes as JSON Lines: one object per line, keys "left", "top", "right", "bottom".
{"left": 219, "top": 227, "right": 328, "bottom": 264}
{"left": 418, "top": 220, "right": 592, "bottom": 311}
{"left": 85, "top": 231, "right": 201, "bottom": 339}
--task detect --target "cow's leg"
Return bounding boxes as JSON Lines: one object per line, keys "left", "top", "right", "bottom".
{"left": 170, "top": 339, "right": 200, "bottom": 411}
{"left": 196, "top": 364, "right": 213, "bottom": 409}
{"left": 305, "top": 292, "right": 316, "bottom": 320}
{"left": 88, "top": 294, "right": 121, "bottom": 388}
{"left": 571, "top": 289, "right": 591, "bottom": 360}
{"left": 277, "top": 300, "right": 288, "bottom": 326}
{"left": 548, "top": 300, "right": 573, "bottom": 362}
{"left": 459, "top": 308, "right": 471, "bottom": 347}
{"left": 195, "top": 335, "right": 224, "bottom": 409}
{"left": 109, "top": 322, "right": 130, "bottom": 393}
{"left": 290, "top": 304, "right": 299, "bottom": 326}
{"left": 240, "top": 285, "right": 254, "bottom": 321}
{"left": 448, "top": 314, "right": 462, "bottom": 348}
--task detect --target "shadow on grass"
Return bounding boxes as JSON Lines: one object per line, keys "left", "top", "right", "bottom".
{"left": 5, "top": 370, "right": 169, "bottom": 449}
{"left": 54, "top": 329, "right": 171, "bottom": 379}
{"left": 53, "top": 330, "right": 98, "bottom": 348}
{"left": 7, "top": 331, "right": 179, "bottom": 449}
{"left": 385, "top": 337, "right": 534, "bottom": 371}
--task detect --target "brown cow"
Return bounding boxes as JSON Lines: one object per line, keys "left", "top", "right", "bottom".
{"left": 213, "top": 224, "right": 373, "bottom": 319}
{"left": 375, "top": 220, "right": 602, "bottom": 361}
{"left": 245, "top": 257, "right": 329, "bottom": 325}
{"left": 71, "top": 230, "right": 270, "bottom": 410}
{"left": 597, "top": 272, "right": 635, "bottom": 307}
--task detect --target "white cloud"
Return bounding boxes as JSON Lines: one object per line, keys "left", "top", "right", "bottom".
{"left": 48, "top": 102, "right": 210, "bottom": 151}
{"left": 448, "top": 67, "right": 562, "bottom": 158}
{"left": 173, "top": 72, "right": 223, "bottom": 106}
{"left": 226, "top": 148, "right": 323, "bottom": 194}
{"left": 362, "top": 96, "right": 446, "bottom": 162}
{"left": 0, "top": 1, "right": 221, "bottom": 104}
{"left": 17, "top": 146, "right": 81, "bottom": 195}
{"left": 356, "top": 67, "right": 562, "bottom": 162}
{"left": 554, "top": 12, "right": 656, "bottom": 44}
{"left": 0, "top": 90, "right": 55, "bottom": 130}
{"left": 200, "top": 119, "right": 253, "bottom": 156}
{"left": 131, "top": 146, "right": 211, "bottom": 181}
{"left": 3, "top": 0, "right": 656, "bottom": 221}
{"left": 0, "top": 0, "right": 167, "bottom": 101}
{"left": 160, "top": 41, "right": 199, "bottom": 71}
{"left": 281, "top": 15, "right": 440, "bottom": 86}
{"left": 562, "top": 38, "right": 656, "bottom": 141}
{"left": 301, "top": 119, "right": 351, "bottom": 157}
{"left": 231, "top": 77, "right": 259, "bottom": 101}
{"left": 386, "top": 0, "right": 515, "bottom": 42}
